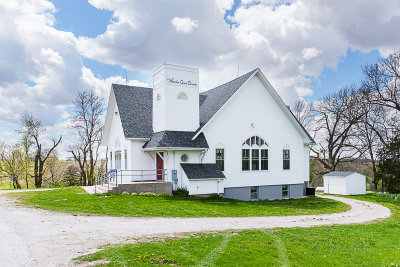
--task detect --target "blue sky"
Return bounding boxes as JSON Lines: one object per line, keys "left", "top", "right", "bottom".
{"left": 1, "top": 0, "right": 399, "bottom": 158}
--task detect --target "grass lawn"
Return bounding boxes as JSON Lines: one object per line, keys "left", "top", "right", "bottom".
{"left": 76, "top": 193, "right": 400, "bottom": 266}
{"left": 9, "top": 187, "right": 348, "bottom": 217}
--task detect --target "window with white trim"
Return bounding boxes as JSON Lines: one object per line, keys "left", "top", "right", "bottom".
{"left": 282, "top": 185, "right": 289, "bottom": 197}
{"left": 242, "top": 136, "right": 268, "bottom": 171}
{"left": 110, "top": 151, "right": 113, "bottom": 169}
{"left": 216, "top": 148, "right": 224, "bottom": 171}
{"left": 124, "top": 149, "right": 128, "bottom": 169}
{"left": 283, "top": 149, "right": 290, "bottom": 170}
{"left": 115, "top": 150, "right": 121, "bottom": 170}
{"left": 250, "top": 186, "right": 258, "bottom": 200}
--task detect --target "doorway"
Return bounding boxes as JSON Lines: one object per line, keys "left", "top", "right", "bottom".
{"left": 156, "top": 152, "right": 164, "bottom": 180}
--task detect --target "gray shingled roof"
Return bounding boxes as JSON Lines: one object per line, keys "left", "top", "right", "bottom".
{"left": 143, "top": 131, "right": 209, "bottom": 149}
{"left": 112, "top": 84, "right": 153, "bottom": 138}
{"left": 180, "top": 163, "right": 226, "bottom": 179}
{"left": 199, "top": 69, "right": 258, "bottom": 127}
{"left": 112, "top": 70, "right": 256, "bottom": 140}
{"left": 111, "top": 68, "right": 314, "bottom": 144}
{"left": 324, "top": 171, "right": 356, "bottom": 177}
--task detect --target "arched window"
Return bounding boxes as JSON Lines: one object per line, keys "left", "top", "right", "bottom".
{"left": 242, "top": 136, "right": 268, "bottom": 171}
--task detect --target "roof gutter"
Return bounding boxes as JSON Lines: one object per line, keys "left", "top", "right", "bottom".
{"left": 127, "top": 138, "right": 151, "bottom": 141}
{"left": 142, "top": 147, "right": 208, "bottom": 152}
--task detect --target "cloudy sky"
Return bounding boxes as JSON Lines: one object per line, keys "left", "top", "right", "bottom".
{"left": 0, "top": 0, "right": 399, "bottom": 157}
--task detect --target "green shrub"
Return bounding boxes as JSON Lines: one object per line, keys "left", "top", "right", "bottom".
{"left": 209, "top": 193, "right": 222, "bottom": 199}
{"left": 173, "top": 187, "right": 189, "bottom": 197}
{"left": 138, "top": 192, "right": 158, "bottom": 197}
{"left": 159, "top": 192, "right": 173, "bottom": 197}
{"left": 130, "top": 192, "right": 137, "bottom": 196}
{"left": 122, "top": 191, "right": 130, "bottom": 195}
{"left": 143, "top": 192, "right": 158, "bottom": 197}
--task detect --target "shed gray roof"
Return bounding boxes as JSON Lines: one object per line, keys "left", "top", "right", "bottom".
{"left": 180, "top": 163, "right": 226, "bottom": 179}
{"left": 112, "top": 84, "right": 153, "bottom": 139}
{"left": 324, "top": 171, "right": 356, "bottom": 177}
{"left": 143, "top": 131, "right": 208, "bottom": 149}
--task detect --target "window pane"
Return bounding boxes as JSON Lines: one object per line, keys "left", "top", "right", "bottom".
{"left": 216, "top": 148, "right": 224, "bottom": 171}
{"left": 110, "top": 152, "right": 112, "bottom": 169}
{"left": 283, "top": 149, "right": 290, "bottom": 159}
{"left": 256, "top": 137, "right": 263, "bottom": 147}
{"left": 261, "top": 149, "right": 268, "bottom": 170}
{"left": 252, "top": 149, "right": 259, "bottom": 170}
{"left": 282, "top": 185, "right": 289, "bottom": 197}
{"left": 283, "top": 160, "right": 290, "bottom": 170}
{"left": 124, "top": 149, "right": 128, "bottom": 169}
{"left": 250, "top": 186, "right": 258, "bottom": 200}
{"left": 115, "top": 151, "right": 121, "bottom": 169}
{"left": 242, "top": 149, "right": 250, "bottom": 171}
{"left": 283, "top": 149, "right": 290, "bottom": 170}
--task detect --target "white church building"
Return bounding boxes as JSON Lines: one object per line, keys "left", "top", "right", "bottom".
{"left": 101, "top": 64, "right": 315, "bottom": 200}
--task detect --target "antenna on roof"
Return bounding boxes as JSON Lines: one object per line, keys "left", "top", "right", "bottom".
{"left": 237, "top": 64, "right": 240, "bottom": 77}
{"left": 124, "top": 68, "right": 128, "bottom": 86}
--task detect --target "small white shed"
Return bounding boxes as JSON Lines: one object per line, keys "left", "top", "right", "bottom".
{"left": 323, "top": 172, "right": 366, "bottom": 195}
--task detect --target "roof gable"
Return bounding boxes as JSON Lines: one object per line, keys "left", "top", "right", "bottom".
{"left": 199, "top": 69, "right": 258, "bottom": 127}
{"left": 194, "top": 69, "right": 315, "bottom": 144}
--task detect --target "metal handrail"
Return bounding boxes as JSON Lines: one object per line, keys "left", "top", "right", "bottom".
{"left": 98, "top": 169, "right": 168, "bottom": 194}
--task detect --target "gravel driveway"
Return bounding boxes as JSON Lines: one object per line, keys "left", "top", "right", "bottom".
{"left": 0, "top": 189, "right": 391, "bottom": 267}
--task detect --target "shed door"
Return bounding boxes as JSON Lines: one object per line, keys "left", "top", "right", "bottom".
{"left": 156, "top": 152, "right": 164, "bottom": 180}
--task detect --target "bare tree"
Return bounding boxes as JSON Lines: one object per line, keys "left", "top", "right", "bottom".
{"left": 292, "top": 99, "right": 313, "bottom": 130}
{"left": 20, "top": 132, "right": 34, "bottom": 188}
{"left": 69, "top": 90, "right": 104, "bottom": 186}
{"left": 355, "top": 104, "right": 389, "bottom": 190}
{"left": 362, "top": 52, "right": 400, "bottom": 112}
{"left": 0, "top": 144, "right": 24, "bottom": 189}
{"left": 20, "top": 113, "right": 62, "bottom": 188}
{"left": 310, "top": 86, "right": 367, "bottom": 175}
{"left": 43, "top": 151, "right": 64, "bottom": 187}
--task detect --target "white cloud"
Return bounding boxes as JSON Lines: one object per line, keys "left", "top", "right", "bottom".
{"left": 171, "top": 17, "right": 199, "bottom": 34}
{"left": 2, "top": 0, "right": 400, "bottom": 138}
{"left": 81, "top": 67, "right": 149, "bottom": 99}
{"left": 216, "top": 0, "right": 234, "bottom": 12}
{"left": 302, "top": 47, "right": 322, "bottom": 60}
{"left": 0, "top": 0, "right": 148, "bottom": 126}
{"left": 78, "top": 0, "right": 400, "bottom": 104}
{"left": 41, "top": 48, "right": 64, "bottom": 66}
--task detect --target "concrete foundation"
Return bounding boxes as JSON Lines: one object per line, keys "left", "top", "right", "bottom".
{"left": 116, "top": 182, "right": 173, "bottom": 194}
{"left": 224, "top": 184, "right": 304, "bottom": 201}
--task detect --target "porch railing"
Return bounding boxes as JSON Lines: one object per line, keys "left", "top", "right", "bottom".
{"left": 95, "top": 169, "right": 167, "bottom": 194}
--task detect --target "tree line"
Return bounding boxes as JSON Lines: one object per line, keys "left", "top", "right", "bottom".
{"left": 0, "top": 91, "right": 106, "bottom": 189}
{"left": 294, "top": 52, "right": 400, "bottom": 194}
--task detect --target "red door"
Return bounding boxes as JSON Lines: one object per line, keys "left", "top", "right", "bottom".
{"left": 156, "top": 152, "right": 164, "bottom": 180}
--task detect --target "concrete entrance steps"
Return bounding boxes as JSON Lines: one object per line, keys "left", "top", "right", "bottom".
{"left": 96, "top": 183, "right": 116, "bottom": 193}
{"left": 81, "top": 183, "right": 116, "bottom": 194}
{"left": 81, "top": 182, "right": 172, "bottom": 194}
